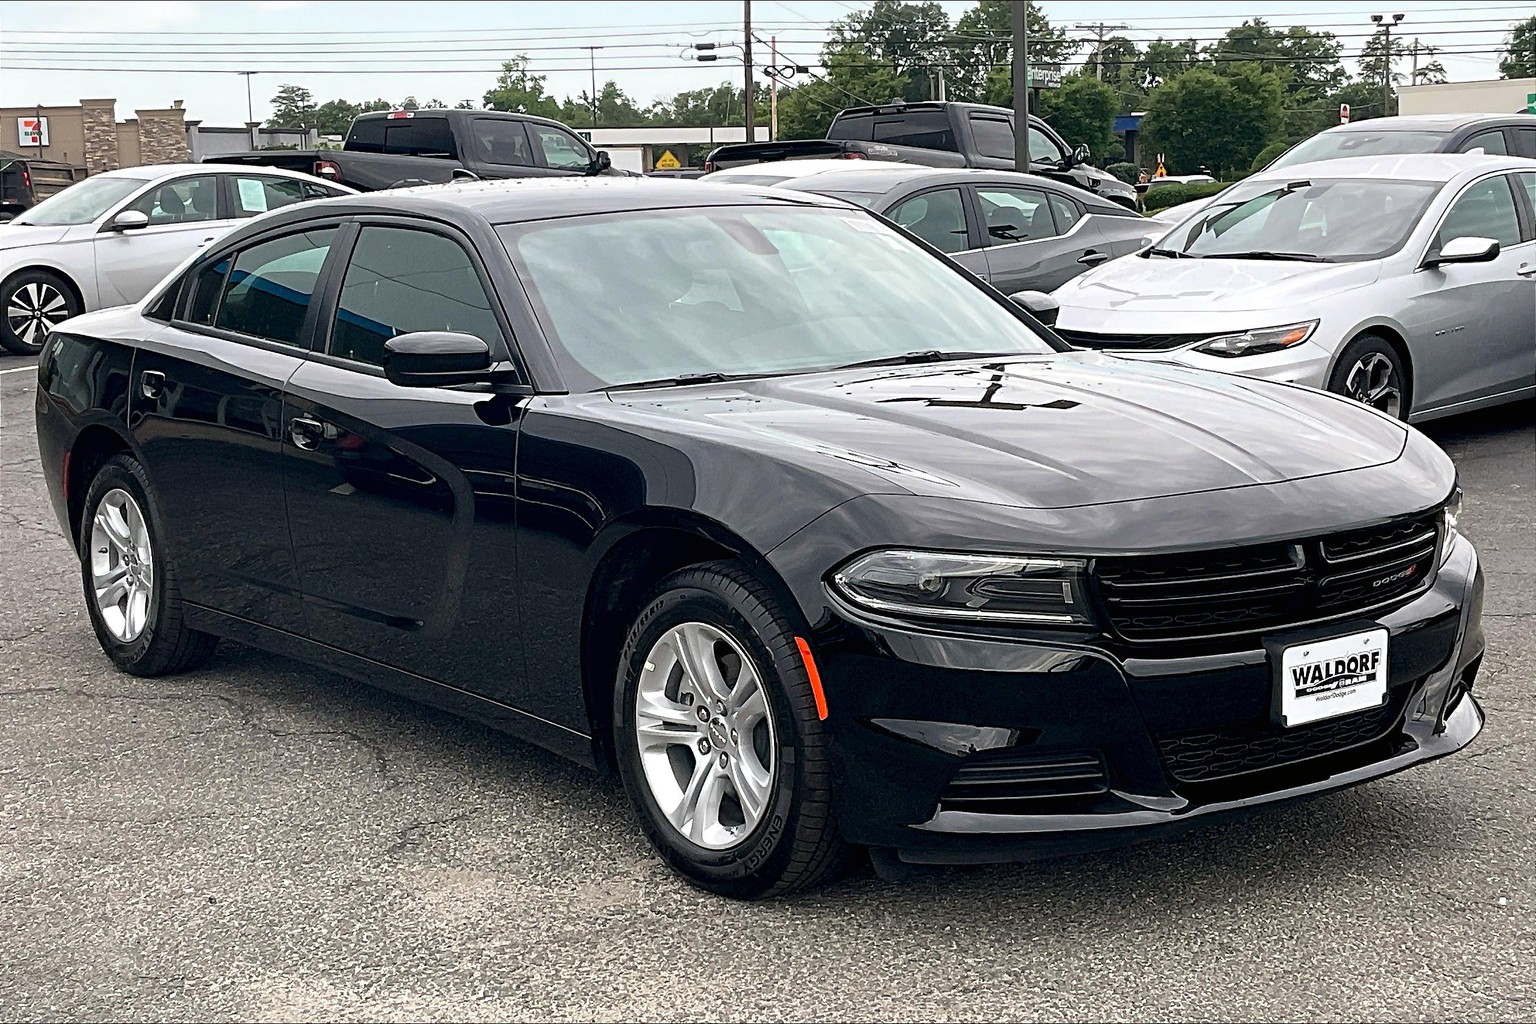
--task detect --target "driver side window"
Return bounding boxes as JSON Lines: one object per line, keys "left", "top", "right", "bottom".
{"left": 1027, "top": 127, "right": 1065, "bottom": 165}
{"left": 128, "top": 175, "right": 220, "bottom": 225}
{"left": 532, "top": 126, "right": 592, "bottom": 170}
{"left": 1436, "top": 177, "right": 1521, "bottom": 251}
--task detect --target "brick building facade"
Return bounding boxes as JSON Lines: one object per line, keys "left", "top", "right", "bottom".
{"left": 1, "top": 98, "right": 190, "bottom": 172}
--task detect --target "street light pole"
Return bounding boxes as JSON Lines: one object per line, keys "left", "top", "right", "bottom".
{"left": 238, "top": 71, "right": 255, "bottom": 124}
{"left": 1013, "top": 0, "right": 1029, "bottom": 172}
{"left": 582, "top": 46, "right": 602, "bottom": 128}
{"left": 743, "top": 0, "right": 755, "bottom": 140}
{"left": 1370, "top": 13, "right": 1404, "bottom": 117}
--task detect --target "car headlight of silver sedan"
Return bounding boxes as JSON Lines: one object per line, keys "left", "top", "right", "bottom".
{"left": 831, "top": 549, "right": 1094, "bottom": 625}
{"left": 1196, "top": 319, "right": 1319, "bottom": 358}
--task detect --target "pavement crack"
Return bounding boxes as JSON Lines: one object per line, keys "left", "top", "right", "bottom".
{"left": 385, "top": 806, "right": 481, "bottom": 856}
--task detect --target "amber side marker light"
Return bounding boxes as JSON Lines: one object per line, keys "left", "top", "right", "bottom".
{"left": 795, "top": 637, "right": 829, "bottom": 720}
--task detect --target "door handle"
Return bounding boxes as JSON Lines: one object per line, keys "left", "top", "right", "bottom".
{"left": 140, "top": 369, "right": 165, "bottom": 400}
{"left": 1077, "top": 250, "right": 1111, "bottom": 267}
{"left": 1517, "top": 263, "right": 1536, "bottom": 277}
{"left": 974, "top": 271, "right": 991, "bottom": 282}
{"left": 289, "top": 415, "right": 324, "bottom": 450}
{"left": 197, "top": 236, "right": 217, "bottom": 248}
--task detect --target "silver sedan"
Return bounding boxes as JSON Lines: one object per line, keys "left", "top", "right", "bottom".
{"left": 1043, "top": 154, "right": 1536, "bottom": 422}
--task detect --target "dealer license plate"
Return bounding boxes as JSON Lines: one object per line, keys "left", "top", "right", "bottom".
{"left": 1277, "top": 628, "right": 1389, "bottom": 727}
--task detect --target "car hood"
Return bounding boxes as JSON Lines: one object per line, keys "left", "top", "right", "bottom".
{"left": 0, "top": 224, "right": 72, "bottom": 250}
{"left": 606, "top": 352, "right": 1406, "bottom": 510}
{"left": 1055, "top": 255, "right": 1380, "bottom": 324}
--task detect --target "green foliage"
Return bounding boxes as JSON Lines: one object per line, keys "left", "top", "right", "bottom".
{"left": 1039, "top": 74, "right": 1118, "bottom": 157}
{"left": 483, "top": 57, "right": 564, "bottom": 119}
{"left": 266, "top": 85, "right": 316, "bottom": 128}
{"left": 1107, "top": 161, "right": 1140, "bottom": 184}
{"left": 948, "top": 0, "right": 1072, "bottom": 104}
{"left": 1142, "top": 180, "right": 1230, "bottom": 212}
{"left": 1251, "top": 140, "right": 1289, "bottom": 172}
{"left": 828, "top": 0, "right": 949, "bottom": 102}
{"left": 1142, "top": 66, "right": 1281, "bottom": 178}
{"left": 1502, "top": 16, "right": 1536, "bottom": 78}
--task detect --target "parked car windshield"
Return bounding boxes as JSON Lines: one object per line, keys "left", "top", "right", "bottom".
{"left": 1268, "top": 130, "right": 1449, "bottom": 169}
{"left": 11, "top": 173, "right": 156, "bottom": 226}
{"left": 499, "top": 205, "right": 1054, "bottom": 390}
{"left": 1165, "top": 178, "right": 1440, "bottom": 262}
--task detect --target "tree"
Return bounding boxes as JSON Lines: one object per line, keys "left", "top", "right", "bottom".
{"left": 1204, "top": 20, "right": 1344, "bottom": 142}
{"left": 1501, "top": 16, "right": 1536, "bottom": 78}
{"left": 1136, "top": 38, "right": 1202, "bottom": 90}
{"left": 400, "top": 96, "right": 421, "bottom": 111}
{"left": 1141, "top": 66, "right": 1281, "bottom": 177}
{"left": 312, "top": 99, "right": 358, "bottom": 135}
{"left": 483, "top": 56, "right": 563, "bottom": 119}
{"left": 947, "top": 0, "right": 1073, "bottom": 104}
{"left": 1357, "top": 26, "right": 1413, "bottom": 115}
{"left": 827, "top": 0, "right": 950, "bottom": 102}
{"left": 267, "top": 84, "right": 316, "bottom": 128}
{"left": 559, "top": 81, "right": 648, "bottom": 128}
{"left": 455, "top": 99, "right": 478, "bottom": 110}
{"left": 1328, "top": 80, "right": 1389, "bottom": 122}
{"left": 1039, "top": 73, "right": 1118, "bottom": 157}
{"left": 1406, "top": 41, "right": 1447, "bottom": 86}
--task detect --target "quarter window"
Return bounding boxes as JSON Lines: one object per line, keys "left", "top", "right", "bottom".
{"left": 129, "top": 175, "right": 220, "bottom": 224}
{"left": 231, "top": 175, "right": 307, "bottom": 218}
{"left": 1048, "top": 193, "right": 1082, "bottom": 233}
{"left": 532, "top": 126, "right": 591, "bottom": 169}
{"left": 212, "top": 227, "right": 337, "bottom": 345}
{"left": 887, "top": 189, "right": 968, "bottom": 253}
{"left": 1460, "top": 130, "right": 1508, "bottom": 156}
{"left": 1437, "top": 176, "right": 1521, "bottom": 250}
{"left": 976, "top": 186, "right": 1058, "bottom": 243}
{"left": 1515, "top": 172, "right": 1536, "bottom": 239}
{"left": 330, "top": 226, "right": 500, "bottom": 367}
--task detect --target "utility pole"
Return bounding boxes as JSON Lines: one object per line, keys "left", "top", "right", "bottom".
{"left": 582, "top": 46, "right": 602, "bottom": 128}
{"left": 770, "top": 35, "right": 778, "bottom": 141}
{"left": 1370, "top": 13, "right": 1404, "bottom": 117}
{"left": 238, "top": 71, "right": 255, "bottom": 124}
{"left": 1073, "top": 22, "right": 1128, "bottom": 80}
{"left": 1013, "top": 0, "right": 1029, "bottom": 171}
{"left": 743, "top": 0, "right": 755, "bottom": 140}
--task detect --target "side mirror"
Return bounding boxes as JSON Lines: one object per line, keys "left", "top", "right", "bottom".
{"left": 107, "top": 210, "right": 149, "bottom": 232}
{"left": 383, "top": 332, "right": 492, "bottom": 388}
{"left": 1009, "top": 290, "right": 1059, "bottom": 327}
{"left": 1424, "top": 235, "right": 1499, "bottom": 268}
{"left": 589, "top": 150, "right": 612, "bottom": 175}
{"left": 1071, "top": 143, "right": 1091, "bottom": 166}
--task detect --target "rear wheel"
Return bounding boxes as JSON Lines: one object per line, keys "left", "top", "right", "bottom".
{"left": 79, "top": 454, "right": 217, "bottom": 676}
{"left": 1, "top": 269, "right": 78, "bottom": 355}
{"left": 613, "top": 562, "right": 844, "bottom": 899}
{"left": 1328, "top": 334, "right": 1410, "bottom": 420}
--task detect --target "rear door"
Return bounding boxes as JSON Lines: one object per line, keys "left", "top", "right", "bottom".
{"left": 882, "top": 186, "right": 990, "bottom": 281}
{"left": 94, "top": 173, "right": 235, "bottom": 305}
{"left": 971, "top": 183, "right": 1089, "bottom": 292}
{"left": 130, "top": 220, "right": 343, "bottom": 631}
{"left": 280, "top": 219, "right": 529, "bottom": 702}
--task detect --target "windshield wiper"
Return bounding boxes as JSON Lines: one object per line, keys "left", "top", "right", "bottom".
{"left": 830, "top": 350, "right": 1013, "bottom": 371}
{"left": 1208, "top": 250, "right": 1334, "bottom": 263}
{"left": 605, "top": 371, "right": 735, "bottom": 391}
{"left": 1146, "top": 247, "right": 1195, "bottom": 259}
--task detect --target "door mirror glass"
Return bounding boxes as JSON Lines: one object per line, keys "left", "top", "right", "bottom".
{"left": 109, "top": 210, "right": 150, "bottom": 232}
{"left": 1426, "top": 235, "right": 1500, "bottom": 267}
{"left": 383, "top": 332, "right": 492, "bottom": 387}
{"left": 1009, "top": 290, "right": 1059, "bottom": 326}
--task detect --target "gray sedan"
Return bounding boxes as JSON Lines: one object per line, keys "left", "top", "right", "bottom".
{"left": 704, "top": 165, "right": 1157, "bottom": 294}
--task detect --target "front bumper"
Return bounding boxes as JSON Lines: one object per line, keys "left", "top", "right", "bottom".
{"left": 1108, "top": 338, "right": 1334, "bottom": 389}
{"left": 807, "top": 535, "right": 1485, "bottom": 865}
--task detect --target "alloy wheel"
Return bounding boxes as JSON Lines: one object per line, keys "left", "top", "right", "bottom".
{"left": 633, "top": 622, "right": 777, "bottom": 850}
{"left": 5, "top": 281, "right": 69, "bottom": 349}
{"left": 1343, "top": 352, "right": 1402, "bottom": 418}
{"left": 89, "top": 488, "right": 154, "bottom": 643}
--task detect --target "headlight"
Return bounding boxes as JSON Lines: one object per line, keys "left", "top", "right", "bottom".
{"left": 1439, "top": 485, "right": 1462, "bottom": 566}
{"left": 830, "top": 549, "right": 1094, "bottom": 625}
{"left": 1195, "top": 319, "right": 1319, "bottom": 358}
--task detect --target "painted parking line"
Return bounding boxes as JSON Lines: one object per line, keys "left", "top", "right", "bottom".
{"left": 0, "top": 364, "right": 38, "bottom": 375}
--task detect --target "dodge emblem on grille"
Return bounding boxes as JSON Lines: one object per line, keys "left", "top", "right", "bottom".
{"left": 1371, "top": 563, "right": 1419, "bottom": 588}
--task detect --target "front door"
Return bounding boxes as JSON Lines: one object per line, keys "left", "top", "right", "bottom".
{"left": 95, "top": 173, "right": 233, "bottom": 306}
{"left": 281, "top": 221, "right": 528, "bottom": 703}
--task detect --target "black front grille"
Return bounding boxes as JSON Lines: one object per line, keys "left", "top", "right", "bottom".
{"left": 1055, "top": 328, "right": 1214, "bottom": 351}
{"left": 1094, "top": 512, "right": 1440, "bottom": 644}
{"left": 1158, "top": 690, "right": 1408, "bottom": 783}
{"left": 940, "top": 751, "right": 1107, "bottom": 812}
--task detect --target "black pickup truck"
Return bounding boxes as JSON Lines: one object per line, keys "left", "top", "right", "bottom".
{"left": 211, "top": 108, "right": 621, "bottom": 192}
{"left": 0, "top": 151, "right": 85, "bottom": 221}
{"left": 705, "top": 101, "right": 1138, "bottom": 209}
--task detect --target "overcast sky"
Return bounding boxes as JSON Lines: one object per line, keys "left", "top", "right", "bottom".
{"left": 0, "top": 0, "right": 1527, "bottom": 125}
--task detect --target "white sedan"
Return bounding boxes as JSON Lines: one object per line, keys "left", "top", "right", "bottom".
{"left": 0, "top": 164, "right": 352, "bottom": 354}
{"left": 1032, "top": 154, "right": 1536, "bottom": 423}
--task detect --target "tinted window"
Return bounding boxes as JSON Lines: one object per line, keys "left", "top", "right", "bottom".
{"left": 872, "top": 111, "right": 955, "bottom": 151}
{"left": 969, "top": 117, "right": 1014, "bottom": 160}
{"left": 129, "top": 175, "right": 220, "bottom": 224}
{"left": 1028, "top": 127, "right": 1065, "bottom": 165}
{"left": 1519, "top": 129, "right": 1536, "bottom": 159}
{"left": 473, "top": 119, "right": 534, "bottom": 166}
{"left": 1048, "top": 193, "right": 1082, "bottom": 233}
{"left": 826, "top": 113, "right": 872, "bottom": 142}
{"left": 185, "top": 256, "right": 230, "bottom": 326}
{"left": 330, "top": 226, "right": 500, "bottom": 367}
{"left": 231, "top": 175, "right": 306, "bottom": 218}
{"left": 214, "top": 227, "right": 336, "bottom": 345}
{"left": 1461, "top": 130, "right": 1508, "bottom": 156}
{"left": 1269, "top": 130, "right": 1449, "bottom": 168}
{"left": 1437, "top": 176, "right": 1521, "bottom": 249}
{"left": 532, "top": 125, "right": 591, "bottom": 169}
{"left": 887, "top": 188, "right": 968, "bottom": 253}
{"left": 976, "top": 186, "right": 1057, "bottom": 243}
{"left": 346, "top": 116, "right": 456, "bottom": 157}
{"left": 1517, "top": 172, "right": 1536, "bottom": 235}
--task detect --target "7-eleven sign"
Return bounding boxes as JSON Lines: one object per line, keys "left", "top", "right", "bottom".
{"left": 18, "top": 116, "right": 49, "bottom": 147}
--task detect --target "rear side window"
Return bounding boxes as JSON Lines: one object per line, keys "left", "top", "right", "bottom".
{"left": 976, "top": 186, "right": 1058, "bottom": 243}
{"left": 1048, "top": 193, "right": 1082, "bottom": 233}
{"left": 887, "top": 188, "right": 968, "bottom": 253}
{"left": 826, "top": 113, "right": 872, "bottom": 141}
{"left": 872, "top": 111, "right": 955, "bottom": 151}
{"left": 1461, "top": 129, "right": 1508, "bottom": 156}
{"left": 231, "top": 175, "right": 306, "bottom": 218}
{"left": 346, "top": 116, "right": 456, "bottom": 157}
{"left": 473, "top": 119, "right": 534, "bottom": 166}
{"left": 213, "top": 227, "right": 337, "bottom": 345}
{"left": 330, "top": 226, "right": 500, "bottom": 367}
{"left": 1519, "top": 129, "right": 1536, "bottom": 160}
{"left": 969, "top": 117, "right": 1014, "bottom": 161}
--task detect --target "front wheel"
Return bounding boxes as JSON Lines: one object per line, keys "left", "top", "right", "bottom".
{"left": 1, "top": 269, "right": 78, "bottom": 355}
{"left": 613, "top": 562, "right": 844, "bottom": 899}
{"left": 1328, "top": 334, "right": 1410, "bottom": 420}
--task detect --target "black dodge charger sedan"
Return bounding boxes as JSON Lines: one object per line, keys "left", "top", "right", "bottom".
{"left": 35, "top": 178, "right": 1484, "bottom": 898}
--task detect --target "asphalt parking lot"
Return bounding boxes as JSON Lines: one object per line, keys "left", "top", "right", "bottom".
{"left": 2, "top": 350, "right": 1532, "bottom": 1022}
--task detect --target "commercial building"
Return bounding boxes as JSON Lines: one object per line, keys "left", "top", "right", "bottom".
{"left": 1398, "top": 78, "right": 1536, "bottom": 116}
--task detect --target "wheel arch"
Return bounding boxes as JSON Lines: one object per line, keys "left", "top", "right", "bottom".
{"left": 2, "top": 263, "right": 88, "bottom": 315}
{"left": 65, "top": 421, "right": 137, "bottom": 550}
{"left": 1329, "top": 322, "right": 1415, "bottom": 411}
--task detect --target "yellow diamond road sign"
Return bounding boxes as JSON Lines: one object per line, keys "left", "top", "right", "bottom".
{"left": 654, "top": 149, "right": 681, "bottom": 170}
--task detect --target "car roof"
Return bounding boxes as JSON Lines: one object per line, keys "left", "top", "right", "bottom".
{"left": 297, "top": 176, "right": 848, "bottom": 225}
{"left": 765, "top": 165, "right": 1121, "bottom": 208}
{"left": 1324, "top": 113, "right": 1536, "bottom": 132}
{"left": 705, "top": 159, "right": 913, "bottom": 181}
{"left": 1246, "top": 152, "right": 1529, "bottom": 184}
{"left": 92, "top": 162, "right": 339, "bottom": 183}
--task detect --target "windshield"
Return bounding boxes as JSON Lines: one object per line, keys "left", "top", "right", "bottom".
{"left": 1164, "top": 178, "right": 1439, "bottom": 262}
{"left": 498, "top": 206, "right": 1054, "bottom": 390}
{"left": 1268, "top": 130, "right": 1449, "bottom": 169}
{"left": 11, "top": 174, "right": 154, "bottom": 226}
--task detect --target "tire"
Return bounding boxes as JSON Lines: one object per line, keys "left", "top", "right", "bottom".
{"left": 1328, "top": 333, "right": 1410, "bottom": 420}
{"left": 79, "top": 454, "right": 217, "bottom": 676}
{"left": 1, "top": 269, "right": 79, "bottom": 356}
{"left": 613, "top": 561, "right": 844, "bottom": 899}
